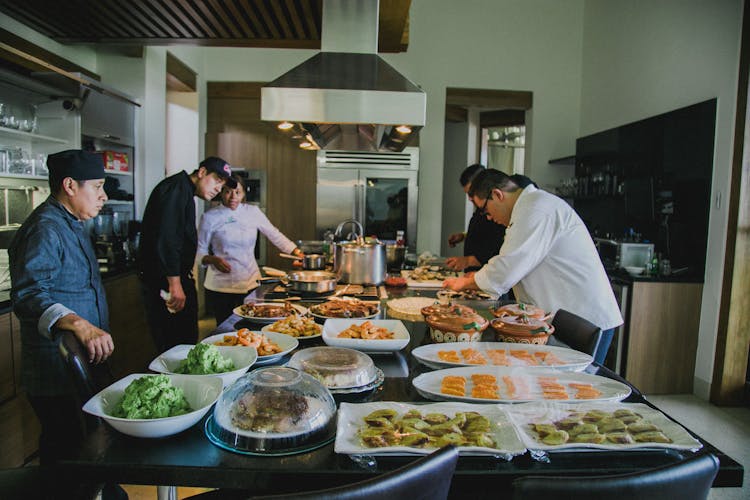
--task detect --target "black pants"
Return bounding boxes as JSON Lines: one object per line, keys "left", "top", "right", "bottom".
{"left": 206, "top": 289, "right": 247, "bottom": 326}
{"left": 140, "top": 275, "right": 198, "bottom": 352}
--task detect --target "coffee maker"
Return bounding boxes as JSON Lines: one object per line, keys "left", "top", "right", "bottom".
{"left": 93, "top": 209, "right": 127, "bottom": 274}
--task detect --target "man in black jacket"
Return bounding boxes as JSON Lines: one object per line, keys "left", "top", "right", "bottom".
{"left": 137, "top": 157, "right": 236, "bottom": 352}
{"left": 446, "top": 164, "right": 506, "bottom": 272}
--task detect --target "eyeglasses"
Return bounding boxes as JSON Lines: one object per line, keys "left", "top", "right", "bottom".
{"left": 477, "top": 195, "right": 491, "bottom": 216}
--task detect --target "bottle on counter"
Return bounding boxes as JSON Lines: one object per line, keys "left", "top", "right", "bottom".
{"left": 396, "top": 230, "right": 406, "bottom": 247}
{"left": 651, "top": 252, "right": 660, "bottom": 277}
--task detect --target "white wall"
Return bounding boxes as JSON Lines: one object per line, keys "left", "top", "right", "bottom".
{"left": 442, "top": 120, "right": 470, "bottom": 257}
{"left": 579, "top": 0, "right": 743, "bottom": 398}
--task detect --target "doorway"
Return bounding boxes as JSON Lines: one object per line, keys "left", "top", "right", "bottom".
{"left": 441, "top": 88, "right": 532, "bottom": 257}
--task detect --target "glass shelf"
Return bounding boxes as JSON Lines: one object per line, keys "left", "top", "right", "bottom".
{"left": 0, "top": 173, "right": 48, "bottom": 180}
{"left": 0, "top": 127, "right": 68, "bottom": 145}
{"left": 104, "top": 170, "right": 132, "bottom": 177}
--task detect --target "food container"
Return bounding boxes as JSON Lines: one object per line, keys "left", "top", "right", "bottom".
{"left": 279, "top": 253, "right": 326, "bottom": 270}
{"left": 424, "top": 306, "right": 489, "bottom": 343}
{"left": 83, "top": 373, "right": 223, "bottom": 438}
{"left": 490, "top": 315, "right": 554, "bottom": 345}
{"left": 333, "top": 241, "right": 386, "bottom": 285}
{"left": 286, "top": 270, "right": 337, "bottom": 293}
{"left": 204, "top": 367, "right": 337, "bottom": 455}
{"left": 491, "top": 302, "right": 551, "bottom": 321}
{"left": 287, "top": 347, "right": 377, "bottom": 389}
{"left": 385, "top": 242, "right": 406, "bottom": 271}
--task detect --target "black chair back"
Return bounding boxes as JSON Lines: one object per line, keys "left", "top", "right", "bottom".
{"left": 187, "top": 445, "right": 459, "bottom": 500}
{"left": 511, "top": 452, "right": 719, "bottom": 500}
{"left": 58, "top": 331, "right": 114, "bottom": 429}
{"left": 551, "top": 309, "right": 603, "bottom": 357}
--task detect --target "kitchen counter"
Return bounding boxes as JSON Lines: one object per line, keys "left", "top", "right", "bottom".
{"left": 608, "top": 268, "right": 704, "bottom": 284}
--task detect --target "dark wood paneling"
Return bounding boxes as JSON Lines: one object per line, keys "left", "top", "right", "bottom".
{"left": 0, "top": 313, "right": 13, "bottom": 402}
{"left": 206, "top": 84, "right": 317, "bottom": 270}
{"left": 104, "top": 273, "right": 156, "bottom": 379}
{"left": 446, "top": 88, "right": 533, "bottom": 109}
{"left": 166, "top": 52, "right": 196, "bottom": 92}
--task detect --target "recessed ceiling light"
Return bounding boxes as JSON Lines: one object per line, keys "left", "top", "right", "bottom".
{"left": 396, "top": 125, "right": 412, "bottom": 134}
{"left": 278, "top": 121, "right": 294, "bottom": 130}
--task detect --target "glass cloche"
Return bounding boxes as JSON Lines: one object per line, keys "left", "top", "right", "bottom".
{"left": 205, "top": 366, "right": 337, "bottom": 455}
{"left": 287, "top": 347, "right": 377, "bottom": 389}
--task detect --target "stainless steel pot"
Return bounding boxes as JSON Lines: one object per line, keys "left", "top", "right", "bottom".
{"left": 278, "top": 253, "right": 326, "bottom": 270}
{"left": 333, "top": 241, "right": 387, "bottom": 285}
{"left": 286, "top": 270, "right": 337, "bottom": 293}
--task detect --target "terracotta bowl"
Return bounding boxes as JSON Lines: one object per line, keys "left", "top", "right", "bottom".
{"left": 424, "top": 309, "right": 489, "bottom": 344}
{"left": 489, "top": 316, "right": 554, "bottom": 345}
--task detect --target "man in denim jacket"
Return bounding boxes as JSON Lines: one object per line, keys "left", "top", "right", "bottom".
{"left": 9, "top": 149, "right": 114, "bottom": 465}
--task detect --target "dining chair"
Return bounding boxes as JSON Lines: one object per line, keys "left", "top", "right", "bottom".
{"left": 58, "top": 330, "right": 115, "bottom": 430}
{"left": 511, "top": 452, "right": 719, "bottom": 500}
{"left": 187, "top": 445, "right": 459, "bottom": 500}
{"left": 550, "top": 308, "right": 603, "bottom": 357}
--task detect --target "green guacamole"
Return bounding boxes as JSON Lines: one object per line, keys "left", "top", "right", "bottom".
{"left": 175, "top": 343, "right": 235, "bottom": 375}
{"left": 112, "top": 374, "right": 192, "bottom": 419}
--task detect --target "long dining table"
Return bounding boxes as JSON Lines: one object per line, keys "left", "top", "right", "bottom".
{"left": 54, "top": 284, "right": 744, "bottom": 498}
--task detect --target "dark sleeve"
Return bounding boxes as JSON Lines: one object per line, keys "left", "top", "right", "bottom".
{"left": 464, "top": 212, "right": 506, "bottom": 266}
{"left": 154, "top": 182, "right": 189, "bottom": 278}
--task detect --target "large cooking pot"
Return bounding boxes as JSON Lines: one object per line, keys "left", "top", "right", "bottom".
{"left": 286, "top": 270, "right": 337, "bottom": 293}
{"left": 333, "top": 241, "right": 387, "bottom": 285}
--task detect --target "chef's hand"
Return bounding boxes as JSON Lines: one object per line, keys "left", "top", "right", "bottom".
{"left": 447, "top": 232, "right": 466, "bottom": 247}
{"left": 443, "top": 275, "right": 480, "bottom": 291}
{"left": 204, "top": 255, "right": 232, "bottom": 273}
{"left": 56, "top": 313, "right": 114, "bottom": 364}
{"left": 167, "top": 276, "right": 186, "bottom": 312}
{"left": 445, "top": 255, "right": 480, "bottom": 271}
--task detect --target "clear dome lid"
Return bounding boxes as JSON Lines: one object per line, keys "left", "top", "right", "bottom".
{"left": 205, "top": 366, "right": 337, "bottom": 455}
{"left": 287, "top": 347, "right": 376, "bottom": 389}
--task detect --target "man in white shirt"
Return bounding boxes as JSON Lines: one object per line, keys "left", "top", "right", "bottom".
{"left": 443, "top": 169, "right": 622, "bottom": 364}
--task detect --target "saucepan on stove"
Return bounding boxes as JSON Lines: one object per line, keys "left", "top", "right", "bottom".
{"left": 279, "top": 253, "right": 326, "bottom": 270}
{"left": 286, "top": 270, "right": 338, "bottom": 293}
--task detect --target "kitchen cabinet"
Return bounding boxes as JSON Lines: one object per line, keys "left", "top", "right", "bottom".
{"left": 623, "top": 281, "right": 703, "bottom": 394}
{"left": 0, "top": 310, "right": 41, "bottom": 467}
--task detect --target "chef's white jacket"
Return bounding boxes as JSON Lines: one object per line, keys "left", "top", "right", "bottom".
{"left": 196, "top": 204, "right": 296, "bottom": 294}
{"left": 474, "top": 185, "right": 623, "bottom": 330}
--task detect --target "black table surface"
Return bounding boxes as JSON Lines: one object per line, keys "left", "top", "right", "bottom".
{"left": 54, "top": 286, "right": 744, "bottom": 495}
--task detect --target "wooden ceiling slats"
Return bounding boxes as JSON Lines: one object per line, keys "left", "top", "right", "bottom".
{"left": 110, "top": 0, "right": 167, "bottom": 38}
{"left": 0, "top": 4, "right": 66, "bottom": 39}
{"left": 284, "top": 0, "right": 306, "bottom": 39}
{"left": 165, "top": 0, "right": 216, "bottom": 38}
{"left": 141, "top": 0, "right": 194, "bottom": 38}
{"left": 0, "top": 0, "right": 407, "bottom": 50}
{"left": 237, "top": 0, "right": 269, "bottom": 38}
{"left": 299, "top": 0, "right": 320, "bottom": 40}
{"left": 212, "top": 0, "right": 252, "bottom": 39}
{"left": 254, "top": 0, "right": 282, "bottom": 40}
{"left": 88, "top": 1, "right": 142, "bottom": 39}
{"left": 194, "top": 1, "right": 232, "bottom": 39}
{"left": 131, "top": 0, "right": 182, "bottom": 38}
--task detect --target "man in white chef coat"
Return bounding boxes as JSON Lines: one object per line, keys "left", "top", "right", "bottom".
{"left": 443, "top": 169, "right": 622, "bottom": 364}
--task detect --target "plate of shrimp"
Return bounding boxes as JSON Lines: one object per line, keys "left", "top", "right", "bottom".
{"left": 321, "top": 319, "right": 410, "bottom": 352}
{"left": 202, "top": 328, "right": 299, "bottom": 365}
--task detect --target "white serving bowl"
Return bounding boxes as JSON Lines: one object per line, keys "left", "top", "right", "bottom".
{"left": 321, "top": 319, "right": 410, "bottom": 352}
{"left": 82, "top": 373, "right": 223, "bottom": 438}
{"left": 624, "top": 266, "right": 645, "bottom": 276}
{"left": 148, "top": 344, "right": 257, "bottom": 388}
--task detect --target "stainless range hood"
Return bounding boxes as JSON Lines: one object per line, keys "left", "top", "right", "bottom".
{"left": 261, "top": 0, "right": 425, "bottom": 152}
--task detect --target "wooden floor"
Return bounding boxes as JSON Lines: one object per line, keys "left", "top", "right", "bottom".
{"left": 121, "top": 485, "right": 213, "bottom": 499}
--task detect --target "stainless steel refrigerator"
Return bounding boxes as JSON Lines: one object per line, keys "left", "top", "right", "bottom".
{"left": 317, "top": 148, "right": 418, "bottom": 248}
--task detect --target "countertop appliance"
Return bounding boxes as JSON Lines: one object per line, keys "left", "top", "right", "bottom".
{"left": 317, "top": 148, "right": 418, "bottom": 249}
{"left": 595, "top": 238, "right": 654, "bottom": 271}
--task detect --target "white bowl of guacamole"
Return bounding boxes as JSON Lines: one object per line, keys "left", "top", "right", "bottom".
{"left": 149, "top": 344, "right": 257, "bottom": 388}
{"left": 83, "top": 373, "right": 223, "bottom": 438}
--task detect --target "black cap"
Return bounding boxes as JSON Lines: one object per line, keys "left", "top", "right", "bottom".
{"left": 47, "top": 150, "right": 105, "bottom": 184}
{"left": 199, "top": 156, "right": 237, "bottom": 188}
